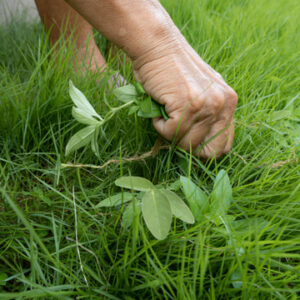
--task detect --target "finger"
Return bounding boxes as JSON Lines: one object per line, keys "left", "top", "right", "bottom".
{"left": 195, "top": 120, "right": 234, "bottom": 159}
{"left": 196, "top": 88, "right": 237, "bottom": 158}
{"left": 154, "top": 89, "right": 226, "bottom": 149}
{"left": 177, "top": 120, "right": 211, "bottom": 151}
{"left": 152, "top": 110, "right": 194, "bottom": 142}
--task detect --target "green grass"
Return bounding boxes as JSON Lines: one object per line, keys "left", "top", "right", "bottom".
{"left": 0, "top": 0, "right": 299, "bottom": 298}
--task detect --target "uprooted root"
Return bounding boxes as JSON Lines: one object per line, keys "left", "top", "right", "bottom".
{"left": 61, "top": 138, "right": 170, "bottom": 170}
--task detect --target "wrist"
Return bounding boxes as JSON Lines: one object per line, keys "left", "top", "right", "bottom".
{"left": 108, "top": 0, "right": 176, "bottom": 59}
{"left": 66, "top": 0, "right": 179, "bottom": 60}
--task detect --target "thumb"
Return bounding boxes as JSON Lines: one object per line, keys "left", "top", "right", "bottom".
{"left": 152, "top": 116, "right": 189, "bottom": 142}
{"left": 152, "top": 117, "right": 168, "bottom": 139}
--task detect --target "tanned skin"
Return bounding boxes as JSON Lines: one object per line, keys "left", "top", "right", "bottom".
{"left": 35, "top": 0, "right": 238, "bottom": 158}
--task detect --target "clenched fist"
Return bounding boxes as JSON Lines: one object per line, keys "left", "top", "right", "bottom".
{"left": 133, "top": 37, "right": 237, "bottom": 158}
{"left": 65, "top": 0, "right": 238, "bottom": 158}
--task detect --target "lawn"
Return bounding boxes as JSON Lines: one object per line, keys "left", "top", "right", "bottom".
{"left": 0, "top": 0, "right": 300, "bottom": 298}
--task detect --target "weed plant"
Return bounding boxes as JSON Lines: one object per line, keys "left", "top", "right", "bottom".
{"left": 0, "top": 0, "right": 299, "bottom": 298}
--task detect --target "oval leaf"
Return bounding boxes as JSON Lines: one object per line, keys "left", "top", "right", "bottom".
{"left": 113, "top": 84, "right": 138, "bottom": 103}
{"left": 122, "top": 202, "right": 141, "bottom": 229}
{"left": 137, "top": 97, "right": 163, "bottom": 118}
{"left": 160, "top": 189, "right": 194, "bottom": 224}
{"left": 180, "top": 176, "right": 209, "bottom": 221}
{"left": 69, "top": 80, "right": 102, "bottom": 120}
{"left": 210, "top": 170, "right": 232, "bottom": 217}
{"left": 128, "top": 105, "right": 139, "bottom": 115}
{"left": 72, "top": 107, "right": 101, "bottom": 126}
{"left": 65, "top": 125, "right": 95, "bottom": 156}
{"left": 115, "top": 176, "right": 154, "bottom": 192}
{"left": 96, "top": 192, "right": 133, "bottom": 208}
{"left": 142, "top": 190, "right": 172, "bottom": 240}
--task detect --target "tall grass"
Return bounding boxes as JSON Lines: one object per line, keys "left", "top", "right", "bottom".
{"left": 0, "top": 0, "right": 299, "bottom": 298}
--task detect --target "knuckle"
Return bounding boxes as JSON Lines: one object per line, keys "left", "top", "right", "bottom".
{"left": 186, "top": 88, "right": 204, "bottom": 113}
{"left": 209, "top": 90, "right": 225, "bottom": 114}
{"left": 225, "top": 88, "right": 238, "bottom": 108}
{"left": 185, "top": 86, "right": 199, "bottom": 101}
{"left": 183, "top": 85, "right": 237, "bottom": 116}
{"left": 189, "top": 98, "right": 204, "bottom": 113}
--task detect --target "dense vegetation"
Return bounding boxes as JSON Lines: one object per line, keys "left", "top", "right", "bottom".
{"left": 0, "top": 0, "right": 299, "bottom": 298}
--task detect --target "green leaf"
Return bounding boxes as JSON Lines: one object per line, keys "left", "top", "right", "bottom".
{"left": 134, "top": 82, "right": 146, "bottom": 95}
{"left": 232, "top": 217, "right": 268, "bottom": 233}
{"left": 96, "top": 192, "right": 133, "bottom": 208}
{"left": 168, "top": 179, "right": 182, "bottom": 191}
{"left": 142, "top": 190, "right": 172, "bottom": 240}
{"left": 210, "top": 170, "right": 232, "bottom": 218}
{"left": 231, "top": 268, "right": 243, "bottom": 289}
{"left": 69, "top": 80, "right": 102, "bottom": 120}
{"left": 128, "top": 105, "right": 139, "bottom": 115}
{"left": 91, "top": 128, "right": 100, "bottom": 158}
{"left": 72, "top": 107, "right": 101, "bottom": 126}
{"left": 140, "top": 97, "right": 153, "bottom": 113}
{"left": 137, "top": 97, "right": 162, "bottom": 118}
{"left": 160, "top": 189, "right": 194, "bottom": 224}
{"left": 65, "top": 125, "right": 96, "bottom": 156}
{"left": 122, "top": 202, "right": 141, "bottom": 229}
{"left": 270, "top": 110, "right": 300, "bottom": 122}
{"left": 160, "top": 106, "right": 169, "bottom": 120}
{"left": 33, "top": 187, "right": 51, "bottom": 206}
{"left": 180, "top": 176, "right": 209, "bottom": 221}
{"left": 137, "top": 109, "right": 162, "bottom": 118}
{"left": 0, "top": 273, "right": 8, "bottom": 286}
{"left": 115, "top": 176, "right": 154, "bottom": 191}
{"left": 113, "top": 84, "right": 138, "bottom": 103}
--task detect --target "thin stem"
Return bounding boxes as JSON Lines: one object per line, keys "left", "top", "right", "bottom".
{"left": 102, "top": 100, "right": 135, "bottom": 123}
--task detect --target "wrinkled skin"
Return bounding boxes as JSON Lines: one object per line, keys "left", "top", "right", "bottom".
{"left": 133, "top": 36, "right": 238, "bottom": 158}
{"left": 66, "top": 0, "right": 238, "bottom": 158}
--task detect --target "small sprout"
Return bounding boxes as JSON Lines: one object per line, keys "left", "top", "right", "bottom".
{"left": 98, "top": 176, "right": 195, "bottom": 240}
{"left": 66, "top": 80, "right": 168, "bottom": 157}
{"left": 65, "top": 81, "right": 103, "bottom": 156}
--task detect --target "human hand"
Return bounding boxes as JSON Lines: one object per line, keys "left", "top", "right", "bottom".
{"left": 132, "top": 36, "right": 238, "bottom": 159}
{"left": 65, "top": 0, "right": 237, "bottom": 158}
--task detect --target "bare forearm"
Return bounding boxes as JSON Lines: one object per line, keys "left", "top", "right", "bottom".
{"left": 65, "top": 0, "right": 175, "bottom": 59}
{"left": 65, "top": 0, "right": 238, "bottom": 159}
